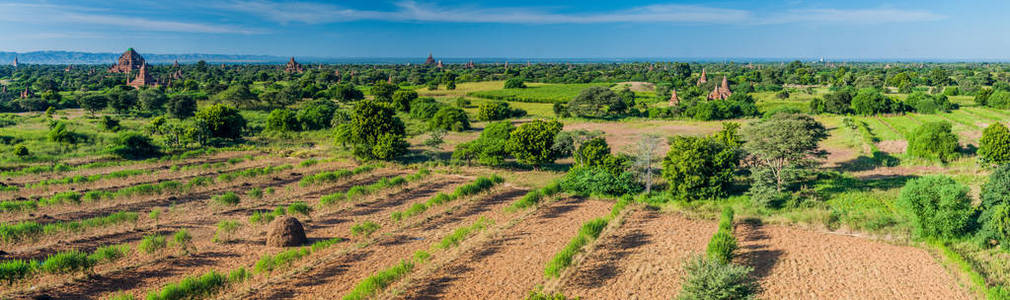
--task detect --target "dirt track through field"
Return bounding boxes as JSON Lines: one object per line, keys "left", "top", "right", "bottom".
{"left": 736, "top": 222, "right": 972, "bottom": 299}
{"left": 557, "top": 208, "right": 715, "bottom": 299}
{"left": 237, "top": 185, "right": 526, "bottom": 299}
{"left": 397, "top": 197, "right": 613, "bottom": 300}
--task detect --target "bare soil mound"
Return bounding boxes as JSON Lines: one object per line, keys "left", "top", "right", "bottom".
{"left": 267, "top": 216, "right": 307, "bottom": 247}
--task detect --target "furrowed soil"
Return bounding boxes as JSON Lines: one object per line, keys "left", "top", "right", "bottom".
{"left": 556, "top": 208, "right": 716, "bottom": 299}
{"left": 231, "top": 184, "right": 527, "bottom": 299}
{"left": 736, "top": 222, "right": 972, "bottom": 299}
{"left": 396, "top": 197, "right": 613, "bottom": 300}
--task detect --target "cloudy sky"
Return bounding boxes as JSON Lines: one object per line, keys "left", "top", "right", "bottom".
{"left": 0, "top": 0, "right": 1006, "bottom": 59}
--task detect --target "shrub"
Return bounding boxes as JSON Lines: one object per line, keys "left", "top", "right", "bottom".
{"left": 145, "top": 270, "right": 228, "bottom": 300}
{"left": 504, "top": 78, "right": 526, "bottom": 89}
{"left": 0, "top": 259, "right": 33, "bottom": 284}
{"left": 89, "top": 244, "right": 130, "bottom": 263}
{"left": 677, "top": 256, "right": 758, "bottom": 300}
{"left": 110, "top": 131, "right": 161, "bottom": 159}
{"left": 898, "top": 176, "right": 974, "bottom": 239}
{"left": 139, "top": 234, "right": 167, "bottom": 254}
{"left": 453, "top": 121, "right": 514, "bottom": 166}
{"left": 212, "top": 220, "right": 242, "bottom": 243}
{"left": 13, "top": 144, "right": 29, "bottom": 157}
{"left": 544, "top": 217, "right": 608, "bottom": 277}
{"left": 476, "top": 101, "right": 525, "bottom": 121}
{"left": 429, "top": 106, "right": 470, "bottom": 131}
{"left": 979, "top": 123, "right": 1010, "bottom": 166}
{"left": 266, "top": 109, "right": 299, "bottom": 132}
{"left": 40, "top": 250, "right": 95, "bottom": 274}
{"left": 662, "top": 136, "right": 737, "bottom": 200}
{"left": 213, "top": 192, "right": 240, "bottom": 206}
{"left": 567, "top": 86, "right": 627, "bottom": 118}
{"left": 173, "top": 230, "right": 194, "bottom": 255}
{"left": 559, "top": 167, "right": 641, "bottom": 197}
{"left": 297, "top": 100, "right": 337, "bottom": 130}
{"left": 706, "top": 231, "right": 738, "bottom": 265}
{"left": 194, "top": 104, "right": 246, "bottom": 139}
{"left": 436, "top": 217, "right": 491, "bottom": 249}
{"left": 351, "top": 221, "right": 380, "bottom": 238}
{"left": 907, "top": 121, "right": 960, "bottom": 162}
{"left": 977, "top": 165, "right": 1010, "bottom": 248}
{"left": 391, "top": 90, "right": 418, "bottom": 112}
{"left": 506, "top": 119, "right": 564, "bottom": 166}
{"left": 287, "top": 202, "right": 312, "bottom": 216}
{"left": 409, "top": 99, "right": 442, "bottom": 120}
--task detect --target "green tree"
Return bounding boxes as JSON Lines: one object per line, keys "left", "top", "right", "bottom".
{"left": 107, "top": 89, "right": 138, "bottom": 114}
{"left": 978, "top": 165, "right": 1010, "bottom": 248}
{"left": 429, "top": 106, "right": 470, "bottom": 131}
{"left": 391, "top": 90, "right": 418, "bottom": 112}
{"left": 167, "top": 94, "right": 197, "bottom": 118}
{"left": 370, "top": 82, "right": 398, "bottom": 101}
{"left": 109, "top": 131, "right": 161, "bottom": 159}
{"left": 453, "top": 121, "right": 514, "bottom": 166}
{"left": 567, "top": 87, "right": 627, "bottom": 118}
{"left": 476, "top": 101, "right": 513, "bottom": 121}
{"left": 330, "top": 84, "right": 364, "bottom": 102}
{"left": 662, "top": 136, "right": 737, "bottom": 200}
{"left": 338, "top": 100, "right": 408, "bottom": 160}
{"left": 907, "top": 121, "right": 960, "bottom": 162}
{"left": 898, "top": 175, "right": 974, "bottom": 239}
{"left": 266, "top": 109, "right": 299, "bottom": 132}
{"left": 296, "top": 100, "right": 337, "bottom": 130}
{"left": 742, "top": 113, "right": 827, "bottom": 193}
{"left": 979, "top": 123, "right": 1010, "bottom": 166}
{"left": 850, "top": 88, "right": 893, "bottom": 115}
{"left": 506, "top": 119, "right": 563, "bottom": 166}
{"left": 194, "top": 104, "right": 246, "bottom": 139}
{"left": 215, "top": 85, "right": 257, "bottom": 108}
{"left": 78, "top": 94, "right": 108, "bottom": 116}
{"left": 504, "top": 78, "right": 526, "bottom": 89}
{"left": 138, "top": 88, "right": 168, "bottom": 113}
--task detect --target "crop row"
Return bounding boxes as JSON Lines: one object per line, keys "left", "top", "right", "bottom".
{"left": 390, "top": 175, "right": 504, "bottom": 222}
{"left": 0, "top": 211, "right": 138, "bottom": 243}
{"left": 318, "top": 168, "right": 429, "bottom": 206}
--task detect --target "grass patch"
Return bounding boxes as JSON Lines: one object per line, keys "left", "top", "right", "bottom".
{"left": 342, "top": 250, "right": 430, "bottom": 300}
{"left": 435, "top": 217, "right": 492, "bottom": 249}
{"left": 391, "top": 175, "right": 504, "bottom": 221}
{"left": 468, "top": 83, "right": 612, "bottom": 103}
{"left": 299, "top": 164, "right": 378, "bottom": 187}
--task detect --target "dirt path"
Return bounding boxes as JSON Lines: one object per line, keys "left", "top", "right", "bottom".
{"left": 736, "top": 223, "right": 972, "bottom": 299}
{"left": 556, "top": 208, "right": 715, "bottom": 299}
{"left": 396, "top": 197, "right": 613, "bottom": 300}
{"left": 238, "top": 186, "right": 526, "bottom": 299}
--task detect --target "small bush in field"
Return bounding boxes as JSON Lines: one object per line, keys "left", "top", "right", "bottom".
{"left": 351, "top": 221, "right": 380, "bottom": 238}
{"left": 677, "top": 256, "right": 758, "bottom": 300}
{"left": 173, "top": 230, "right": 194, "bottom": 255}
{"left": 287, "top": 202, "right": 312, "bottom": 216}
{"left": 108, "top": 291, "right": 135, "bottom": 300}
{"left": 40, "top": 250, "right": 95, "bottom": 274}
{"left": 139, "top": 234, "right": 167, "bottom": 254}
{"left": 246, "top": 188, "right": 263, "bottom": 199}
{"left": 0, "top": 259, "right": 33, "bottom": 284}
{"left": 213, "top": 192, "right": 240, "bottom": 206}
{"left": 706, "top": 231, "right": 738, "bottom": 265}
{"left": 89, "top": 244, "right": 130, "bottom": 263}
{"left": 213, "top": 220, "right": 242, "bottom": 243}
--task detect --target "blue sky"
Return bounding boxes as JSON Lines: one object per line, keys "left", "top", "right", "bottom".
{"left": 0, "top": 0, "right": 1007, "bottom": 59}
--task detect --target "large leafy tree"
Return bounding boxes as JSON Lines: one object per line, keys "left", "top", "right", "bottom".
{"left": 506, "top": 119, "right": 563, "bottom": 166}
{"left": 216, "top": 84, "right": 257, "bottom": 108}
{"left": 566, "top": 86, "right": 628, "bottom": 118}
{"left": 77, "top": 94, "right": 108, "bottom": 116}
{"left": 194, "top": 104, "right": 246, "bottom": 139}
{"left": 980, "top": 123, "right": 1010, "bottom": 166}
{"left": 138, "top": 88, "right": 168, "bottom": 113}
{"left": 742, "top": 113, "right": 827, "bottom": 193}
{"left": 898, "top": 175, "right": 974, "bottom": 239}
{"left": 907, "top": 121, "right": 960, "bottom": 163}
{"left": 337, "top": 100, "right": 408, "bottom": 160}
{"left": 167, "top": 94, "right": 197, "bottom": 118}
{"left": 662, "top": 135, "right": 738, "bottom": 200}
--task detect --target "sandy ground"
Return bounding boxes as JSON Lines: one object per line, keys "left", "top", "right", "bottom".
{"left": 736, "top": 222, "right": 972, "bottom": 299}
{"left": 557, "top": 208, "right": 716, "bottom": 299}
{"left": 396, "top": 197, "right": 613, "bottom": 300}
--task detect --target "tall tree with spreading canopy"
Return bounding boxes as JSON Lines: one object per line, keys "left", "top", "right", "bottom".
{"left": 742, "top": 113, "right": 827, "bottom": 193}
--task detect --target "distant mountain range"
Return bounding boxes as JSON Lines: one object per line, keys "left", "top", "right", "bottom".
{"left": 1, "top": 51, "right": 1002, "bottom": 65}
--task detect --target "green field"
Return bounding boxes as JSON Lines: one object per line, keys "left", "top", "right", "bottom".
{"left": 468, "top": 82, "right": 613, "bottom": 103}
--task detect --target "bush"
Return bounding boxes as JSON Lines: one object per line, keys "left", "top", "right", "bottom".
{"left": 109, "top": 131, "right": 161, "bottom": 159}
{"left": 905, "top": 92, "right": 953, "bottom": 114}
{"left": 212, "top": 220, "right": 242, "bottom": 243}
{"left": 13, "top": 144, "right": 29, "bottom": 158}
{"left": 391, "top": 90, "right": 418, "bottom": 112}
{"left": 40, "top": 250, "right": 95, "bottom": 274}
{"left": 287, "top": 202, "right": 312, "bottom": 216}
{"left": 559, "top": 167, "right": 641, "bottom": 197}
{"left": 213, "top": 192, "right": 240, "bottom": 206}
{"left": 453, "top": 121, "right": 514, "bottom": 166}
{"left": 139, "top": 234, "right": 167, "bottom": 254}
{"left": 297, "top": 100, "right": 338, "bottom": 130}
{"left": 907, "top": 121, "right": 960, "bottom": 162}
{"left": 350, "top": 221, "right": 380, "bottom": 238}
{"left": 677, "top": 256, "right": 758, "bottom": 300}
{"left": 977, "top": 165, "right": 1010, "bottom": 248}
{"left": 429, "top": 106, "right": 470, "bottom": 131}
{"left": 979, "top": 123, "right": 1010, "bottom": 166}
{"left": 897, "top": 176, "right": 974, "bottom": 239}
{"left": 409, "top": 98, "right": 441, "bottom": 120}
{"left": 89, "top": 244, "right": 130, "bottom": 263}
{"left": 145, "top": 270, "right": 230, "bottom": 300}
{"left": 504, "top": 78, "right": 526, "bottom": 89}
{"left": 173, "top": 230, "right": 194, "bottom": 255}
{"left": 662, "top": 136, "right": 737, "bottom": 200}
{"left": 506, "top": 119, "right": 563, "bottom": 166}
{"left": 567, "top": 86, "right": 627, "bottom": 118}
{"left": 266, "top": 109, "right": 299, "bottom": 132}
{"left": 706, "top": 231, "right": 737, "bottom": 265}
{"left": 851, "top": 88, "right": 899, "bottom": 115}
{"left": 476, "top": 101, "right": 525, "bottom": 121}
{"left": 194, "top": 104, "right": 246, "bottom": 139}
{"left": 339, "top": 100, "right": 408, "bottom": 160}
{"left": 0, "top": 259, "right": 33, "bottom": 284}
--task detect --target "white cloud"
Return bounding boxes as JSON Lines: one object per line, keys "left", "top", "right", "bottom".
{"left": 219, "top": 1, "right": 944, "bottom": 25}
{"left": 0, "top": 2, "right": 257, "bottom": 34}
